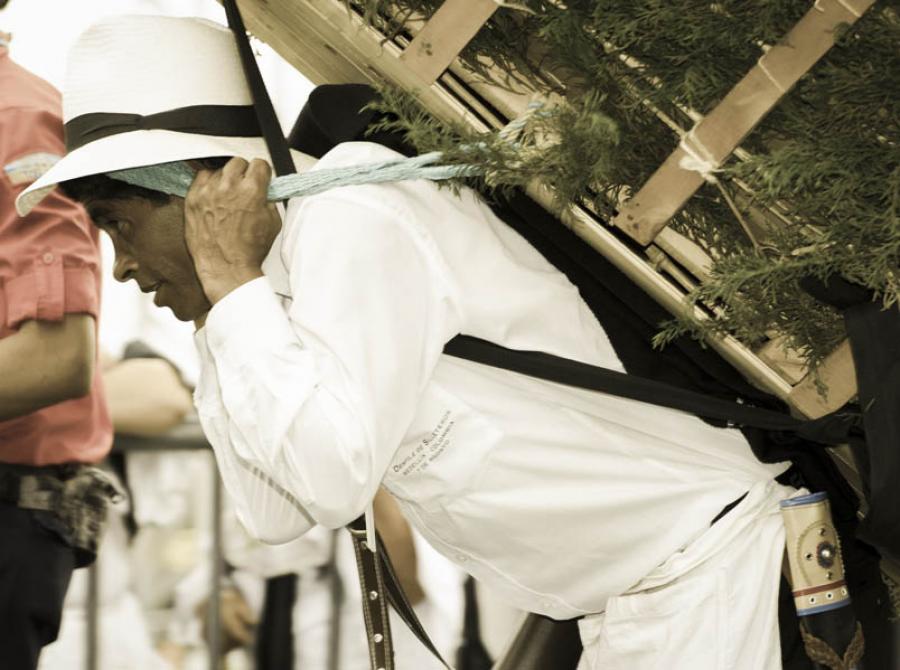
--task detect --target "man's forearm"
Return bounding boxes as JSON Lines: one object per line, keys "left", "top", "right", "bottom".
{"left": 102, "top": 357, "right": 192, "bottom": 435}
{"left": 0, "top": 314, "right": 95, "bottom": 421}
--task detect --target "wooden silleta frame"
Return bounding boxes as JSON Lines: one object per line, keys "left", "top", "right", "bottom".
{"left": 223, "top": 0, "right": 877, "bottom": 492}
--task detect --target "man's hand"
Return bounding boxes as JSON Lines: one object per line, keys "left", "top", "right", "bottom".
{"left": 197, "top": 586, "right": 258, "bottom": 654}
{"left": 184, "top": 158, "right": 280, "bottom": 305}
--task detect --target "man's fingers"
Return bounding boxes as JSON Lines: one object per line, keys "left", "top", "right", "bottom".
{"left": 236, "top": 595, "right": 259, "bottom": 625}
{"left": 186, "top": 168, "right": 212, "bottom": 202}
{"left": 220, "top": 588, "right": 256, "bottom": 645}
{"left": 221, "top": 156, "right": 250, "bottom": 179}
{"left": 245, "top": 158, "right": 272, "bottom": 181}
{"left": 244, "top": 159, "right": 273, "bottom": 203}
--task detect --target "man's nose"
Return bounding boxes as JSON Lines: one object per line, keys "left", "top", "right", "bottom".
{"left": 112, "top": 253, "right": 138, "bottom": 282}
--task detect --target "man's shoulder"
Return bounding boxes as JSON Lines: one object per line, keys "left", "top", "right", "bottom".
{"left": 0, "top": 55, "right": 61, "bottom": 118}
{"left": 313, "top": 141, "right": 405, "bottom": 171}
{"left": 0, "top": 59, "right": 65, "bottom": 172}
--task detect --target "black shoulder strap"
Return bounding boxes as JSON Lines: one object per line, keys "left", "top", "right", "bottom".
{"left": 443, "top": 335, "right": 861, "bottom": 446}
{"left": 223, "top": 0, "right": 296, "bottom": 177}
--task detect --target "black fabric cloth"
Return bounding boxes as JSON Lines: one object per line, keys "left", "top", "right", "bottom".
{"left": 455, "top": 577, "right": 494, "bottom": 670}
{"left": 255, "top": 573, "right": 298, "bottom": 670}
{"left": 287, "top": 83, "right": 896, "bottom": 667}
{"left": 802, "top": 275, "right": 900, "bottom": 564}
{"left": 0, "top": 503, "right": 77, "bottom": 670}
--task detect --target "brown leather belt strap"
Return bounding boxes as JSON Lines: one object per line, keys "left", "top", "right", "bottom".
{"left": 348, "top": 517, "right": 395, "bottom": 670}
{"left": 347, "top": 515, "right": 452, "bottom": 670}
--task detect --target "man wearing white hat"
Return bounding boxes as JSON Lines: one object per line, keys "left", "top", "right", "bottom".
{"left": 20, "top": 14, "right": 805, "bottom": 669}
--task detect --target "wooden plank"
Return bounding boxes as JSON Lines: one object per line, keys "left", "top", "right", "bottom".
{"left": 788, "top": 340, "right": 857, "bottom": 419}
{"left": 399, "top": 0, "right": 498, "bottom": 85}
{"left": 231, "top": 0, "right": 484, "bottom": 128}
{"left": 612, "top": 0, "right": 875, "bottom": 245}
{"left": 230, "top": 1, "right": 370, "bottom": 85}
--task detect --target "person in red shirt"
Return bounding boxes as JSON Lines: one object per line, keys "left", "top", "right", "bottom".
{"left": 0, "top": 9, "right": 114, "bottom": 668}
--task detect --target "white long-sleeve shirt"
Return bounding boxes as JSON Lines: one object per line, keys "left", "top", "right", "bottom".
{"left": 194, "top": 141, "right": 788, "bottom": 619}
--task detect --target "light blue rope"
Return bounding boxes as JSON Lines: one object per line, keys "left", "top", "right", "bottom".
{"left": 106, "top": 150, "right": 481, "bottom": 201}
{"left": 106, "top": 101, "right": 549, "bottom": 199}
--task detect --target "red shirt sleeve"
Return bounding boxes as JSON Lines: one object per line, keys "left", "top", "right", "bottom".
{"left": 0, "top": 105, "right": 101, "bottom": 333}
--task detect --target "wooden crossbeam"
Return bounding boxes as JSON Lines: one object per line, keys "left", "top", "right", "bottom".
{"left": 399, "top": 0, "right": 498, "bottom": 85}
{"left": 612, "top": 0, "right": 875, "bottom": 245}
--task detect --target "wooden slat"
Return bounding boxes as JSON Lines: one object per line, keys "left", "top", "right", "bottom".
{"left": 231, "top": 0, "right": 483, "bottom": 128}
{"left": 654, "top": 228, "right": 713, "bottom": 283}
{"left": 788, "top": 340, "right": 857, "bottom": 419}
{"left": 399, "top": 0, "right": 498, "bottom": 85}
{"left": 612, "top": 0, "right": 875, "bottom": 245}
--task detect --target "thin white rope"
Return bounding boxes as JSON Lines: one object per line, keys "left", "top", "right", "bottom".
{"left": 757, "top": 55, "right": 789, "bottom": 94}
{"left": 815, "top": 0, "right": 865, "bottom": 17}
{"left": 678, "top": 129, "right": 721, "bottom": 183}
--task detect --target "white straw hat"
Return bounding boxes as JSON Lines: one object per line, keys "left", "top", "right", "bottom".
{"left": 16, "top": 14, "right": 290, "bottom": 215}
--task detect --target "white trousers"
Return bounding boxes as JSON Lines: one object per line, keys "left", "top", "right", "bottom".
{"left": 577, "top": 479, "right": 799, "bottom": 670}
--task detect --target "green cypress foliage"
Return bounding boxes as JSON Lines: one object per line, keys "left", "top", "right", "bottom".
{"left": 354, "top": 1, "right": 900, "bottom": 373}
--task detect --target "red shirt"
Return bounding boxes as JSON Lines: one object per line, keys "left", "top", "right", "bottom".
{"left": 0, "top": 47, "right": 112, "bottom": 465}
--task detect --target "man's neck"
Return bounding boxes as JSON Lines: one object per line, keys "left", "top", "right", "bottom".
{"left": 0, "top": 31, "right": 10, "bottom": 48}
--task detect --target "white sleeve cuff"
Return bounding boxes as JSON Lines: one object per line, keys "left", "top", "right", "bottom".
{"left": 204, "top": 276, "right": 300, "bottom": 365}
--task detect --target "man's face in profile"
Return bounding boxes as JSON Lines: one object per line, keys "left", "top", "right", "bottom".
{"left": 86, "top": 196, "right": 212, "bottom": 322}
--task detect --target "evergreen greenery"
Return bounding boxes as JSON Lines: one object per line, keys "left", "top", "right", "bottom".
{"left": 353, "top": 0, "right": 900, "bottom": 375}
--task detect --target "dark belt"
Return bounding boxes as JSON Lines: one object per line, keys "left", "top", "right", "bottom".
{"left": 0, "top": 461, "right": 121, "bottom": 566}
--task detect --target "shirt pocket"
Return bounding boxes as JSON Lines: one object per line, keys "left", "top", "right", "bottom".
{"left": 580, "top": 569, "right": 729, "bottom": 670}
{"left": 383, "top": 381, "right": 501, "bottom": 513}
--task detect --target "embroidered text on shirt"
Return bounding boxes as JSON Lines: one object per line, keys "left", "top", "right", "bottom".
{"left": 393, "top": 410, "right": 455, "bottom": 477}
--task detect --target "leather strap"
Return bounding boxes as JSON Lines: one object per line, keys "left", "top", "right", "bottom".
{"left": 222, "top": 0, "right": 296, "bottom": 177}
{"left": 347, "top": 517, "right": 396, "bottom": 670}
{"left": 379, "top": 537, "right": 451, "bottom": 667}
